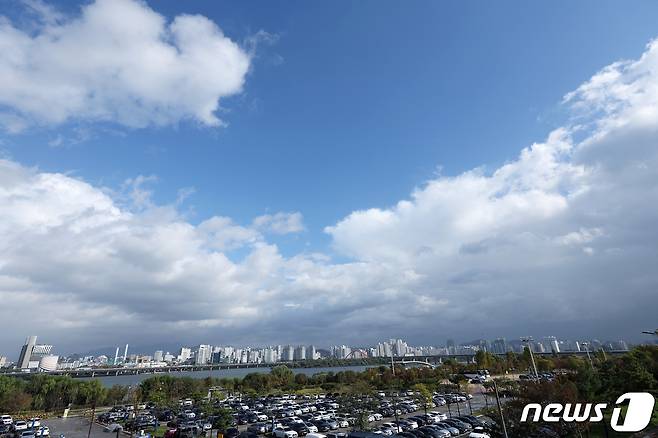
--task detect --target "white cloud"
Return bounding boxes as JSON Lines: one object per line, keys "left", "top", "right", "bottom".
{"left": 2, "top": 39, "right": 658, "bottom": 353}
{"left": 253, "top": 212, "right": 305, "bottom": 234}
{"left": 0, "top": 0, "right": 251, "bottom": 131}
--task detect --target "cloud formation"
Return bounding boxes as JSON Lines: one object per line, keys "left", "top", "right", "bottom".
{"left": 0, "top": 0, "right": 251, "bottom": 132}
{"left": 1, "top": 40, "right": 658, "bottom": 355}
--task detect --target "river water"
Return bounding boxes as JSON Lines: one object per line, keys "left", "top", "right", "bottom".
{"left": 85, "top": 365, "right": 374, "bottom": 387}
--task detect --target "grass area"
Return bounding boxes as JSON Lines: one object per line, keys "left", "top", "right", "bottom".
{"left": 294, "top": 387, "right": 325, "bottom": 396}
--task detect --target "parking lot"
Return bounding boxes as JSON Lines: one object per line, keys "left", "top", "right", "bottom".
{"left": 18, "top": 388, "right": 499, "bottom": 438}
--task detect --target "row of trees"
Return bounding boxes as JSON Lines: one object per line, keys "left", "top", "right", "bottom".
{"left": 0, "top": 375, "right": 130, "bottom": 413}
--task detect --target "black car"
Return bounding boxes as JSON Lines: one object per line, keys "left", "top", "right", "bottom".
{"left": 407, "top": 430, "right": 431, "bottom": 438}
{"left": 442, "top": 420, "right": 471, "bottom": 433}
{"left": 418, "top": 427, "right": 444, "bottom": 438}
{"left": 456, "top": 416, "right": 482, "bottom": 428}
{"left": 313, "top": 420, "right": 332, "bottom": 432}
{"left": 247, "top": 423, "right": 268, "bottom": 434}
{"left": 408, "top": 417, "right": 427, "bottom": 426}
{"left": 290, "top": 423, "right": 310, "bottom": 436}
{"left": 224, "top": 427, "right": 240, "bottom": 438}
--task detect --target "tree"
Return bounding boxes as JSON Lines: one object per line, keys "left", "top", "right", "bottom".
{"left": 270, "top": 365, "right": 294, "bottom": 388}
{"left": 475, "top": 350, "right": 496, "bottom": 369}
{"left": 411, "top": 383, "right": 432, "bottom": 414}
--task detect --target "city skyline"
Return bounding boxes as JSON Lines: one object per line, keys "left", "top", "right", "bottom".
{"left": 1, "top": 1, "right": 658, "bottom": 354}
{"left": 1, "top": 333, "right": 644, "bottom": 366}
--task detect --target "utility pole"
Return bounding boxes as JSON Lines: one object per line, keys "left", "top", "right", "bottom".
{"left": 390, "top": 351, "right": 401, "bottom": 433}
{"left": 521, "top": 337, "right": 539, "bottom": 379}
{"left": 492, "top": 380, "right": 509, "bottom": 438}
{"left": 87, "top": 403, "right": 96, "bottom": 438}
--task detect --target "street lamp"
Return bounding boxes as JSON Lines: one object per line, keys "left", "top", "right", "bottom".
{"left": 520, "top": 337, "right": 539, "bottom": 379}
{"left": 581, "top": 342, "right": 594, "bottom": 370}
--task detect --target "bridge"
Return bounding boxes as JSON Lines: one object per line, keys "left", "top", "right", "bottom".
{"left": 0, "top": 362, "right": 270, "bottom": 379}
{"left": 394, "top": 360, "right": 436, "bottom": 369}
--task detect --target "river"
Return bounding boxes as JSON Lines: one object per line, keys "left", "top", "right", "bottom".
{"left": 84, "top": 365, "right": 375, "bottom": 387}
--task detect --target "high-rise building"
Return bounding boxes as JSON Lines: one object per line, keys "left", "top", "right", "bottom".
{"left": 307, "top": 345, "right": 317, "bottom": 360}
{"left": 195, "top": 345, "right": 212, "bottom": 364}
{"left": 280, "top": 345, "right": 293, "bottom": 361}
{"left": 544, "top": 336, "right": 560, "bottom": 353}
{"left": 154, "top": 350, "right": 164, "bottom": 362}
{"left": 179, "top": 347, "right": 192, "bottom": 362}
{"left": 17, "top": 336, "right": 37, "bottom": 369}
{"left": 263, "top": 348, "right": 277, "bottom": 363}
{"left": 491, "top": 338, "right": 507, "bottom": 354}
{"left": 294, "top": 345, "right": 306, "bottom": 360}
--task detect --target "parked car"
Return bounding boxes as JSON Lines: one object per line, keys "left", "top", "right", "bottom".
{"left": 468, "top": 428, "right": 490, "bottom": 438}
{"left": 0, "top": 416, "right": 12, "bottom": 426}
{"left": 290, "top": 423, "right": 310, "bottom": 436}
{"left": 103, "top": 424, "right": 123, "bottom": 433}
{"left": 431, "top": 423, "right": 460, "bottom": 437}
{"left": 273, "top": 427, "right": 299, "bottom": 438}
{"left": 13, "top": 421, "right": 28, "bottom": 432}
{"left": 442, "top": 420, "right": 471, "bottom": 434}
{"left": 225, "top": 428, "right": 240, "bottom": 438}
{"left": 247, "top": 423, "right": 268, "bottom": 434}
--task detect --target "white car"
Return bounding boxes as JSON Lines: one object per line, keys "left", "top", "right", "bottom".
{"left": 104, "top": 424, "right": 123, "bottom": 433}
{"left": 334, "top": 418, "right": 349, "bottom": 428}
{"left": 273, "top": 427, "right": 299, "bottom": 438}
{"left": 14, "top": 421, "right": 28, "bottom": 431}
{"left": 429, "top": 412, "right": 447, "bottom": 421}
{"left": 306, "top": 424, "right": 319, "bottom": 433}
{"left": 468, "top": 430, "right": 490, "bottom": 438}
{"left": 373, "top": 413, "right": 383, "bottom": 421}
{"left": 36, "top": 426, "right": 50, "bottom": 437}
{"left": 1, "top": 415, "right": 12, "bottom": 425}
{"left": 28, "top": 419, "right": 41, "bottom": 428}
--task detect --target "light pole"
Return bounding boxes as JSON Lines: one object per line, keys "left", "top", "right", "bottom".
{"left": 492, "top": 379, "right": 509, "bottom": 438}
{"left": 581, "top": 342, "right": 594, "bottom": 370}
{"left": 390, "top": 352, "right": 401, "bottom": 434}
{"left": 520, "top": 337, "right": 539, "bottom": 379}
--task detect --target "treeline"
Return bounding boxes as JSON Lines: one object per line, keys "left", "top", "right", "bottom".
{"left": 0, "top": 375, "right": 129, "bottom": 413}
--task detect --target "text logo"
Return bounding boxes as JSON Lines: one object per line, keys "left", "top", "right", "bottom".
{"left": 520, "top": 392, "right": 655, "bottom": 433}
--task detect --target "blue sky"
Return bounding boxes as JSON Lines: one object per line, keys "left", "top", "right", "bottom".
{"left": 2, "top": 0, "right": 658, "bottom": 353}
{"left": 6, "top": 0, "right": 658, "bottom": 256}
